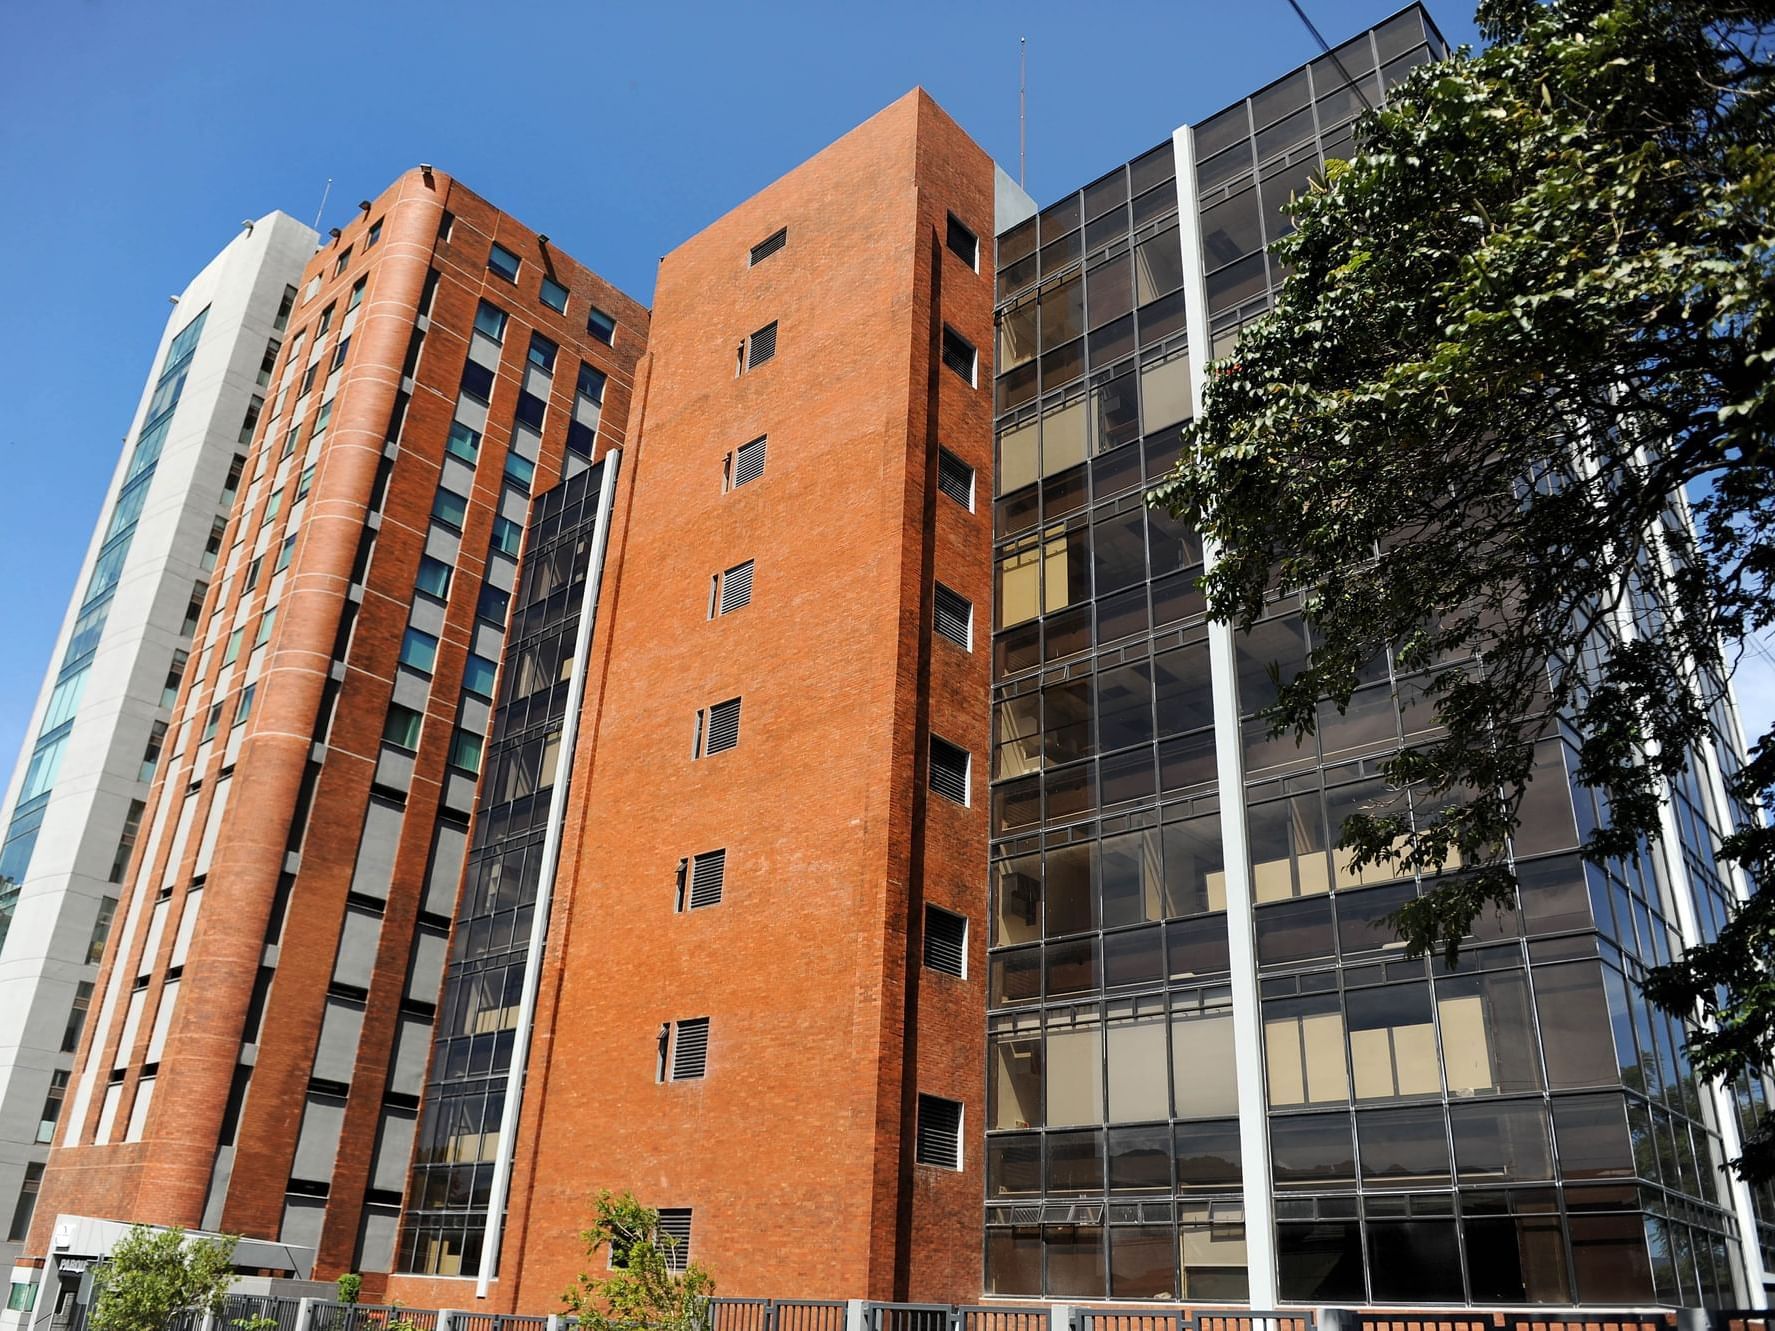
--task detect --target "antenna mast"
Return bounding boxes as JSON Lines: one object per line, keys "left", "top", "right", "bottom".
{"left": 1019, "top": 36, "right": 1027, "bottom": 189}
{"left": 312, "top": 177, "right": 334, "bottom": 231}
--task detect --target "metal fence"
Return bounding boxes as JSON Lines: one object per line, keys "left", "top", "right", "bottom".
{"left": 149, "top": 1292, "right": 1775, "bottom": 1331}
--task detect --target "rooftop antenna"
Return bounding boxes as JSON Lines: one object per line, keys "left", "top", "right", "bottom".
{"left": 311, "top": 176, "right": 334, "bottom": 231}
{"left": 1018, "top": 36, "right": 1027, "bottom": 189}
{"left": 1284, "top": 0, "right": 1376, "bottom": 114}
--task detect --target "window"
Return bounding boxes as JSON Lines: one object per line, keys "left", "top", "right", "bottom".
{"left": 587, "top": 307, "right": 616, "bottom": 345}
{"left": 333, "top": 246, "right": 353, "bottom": 277}
{"left": 916, "top": 1094, "right": 963, "bottom": 1168}
{"left": 528, "top": 332, "right": 558, "bottom": 372}
{"left": 656, "top": 1209, "right": 693, "bottom": 1273}
{"left": 110, "top": 802, "right": 144, "bottom": 883}
{"left": 222, "top": 628, "right": 244, "bottom": 666}
{"left": 461, "top": 360, "right": 495, "bottom": 402}
{"left": 254, "top": 607, "right": 277, "bottom": 648}
{"left": 365, "top": 219, "right": 383, "bottom": 249}
{"left": 505, "top": 451, "right": 537, "bottom": 491}
{"left": 317, "top": 303, "right": 336, "bottom": 336}
{"left": 473, "top": 301, "right": 508, "bottom": 342}
{"left": 666, "top": 1018, "right": 710, "bottom": 1080}
{"left": 243, "top": 556, "right": 263, "bottom": 593}
{"left": 680, "top": 849, "right": 725, "bottom": 911}
{"left": 86, "top": 895, "right": 118, "bottom": 963}
{"left": 295, "top": 464, "right": 316, "bottom": 500}
{"left": 937, "top": 447, "right": 975, "bottom": 510}
{"left": 724, "top": 438, "right": 766, "bottom": 489}
{"left": 7, "top": 1163, "right": 41, "bottom": 1243}
{"left": 924, "top": 905, "right": 967, "bottom": 977}
{"left": 201, "top": 703, "right": 223, "bottom": 743}
{"left": 934, "top": 583, "right": 972, "bottom": 650}
{"left": 946, "top": 213, "right": 979, "bottom": 269}
{"left": 274, "top": 533, "right": 297, "bottom": 573}
{"left": 941, "top": 327, "right": 977, "bottom": 385}
{"left": 400, "top": 628, "right": 440, "bottom": 674}
{"left": 930, "top": 736, "right": 970, "bottom": 805}
{"left": 488, "top": 243, "right": 521, "bottom": 282}
{"left": 492, "top": 516, "right": 524, "bottom": 556}
{"left": 235, "top": 683, "right": 256, "bottom": 726}
{"left": 540, "top": 276, "right": 569, "bottom": 313}
{"left": 6, "top": 1281, "right": 35, "bottom": 1314}
{"left": 742, "top": 321, "right": 778, "bottom": 372}
{"left": 437, "top": 211, "right": 455, "bottom": 242}
{"left": 477, "top": 584, "right": 511, "bottom": 626}
{"left": 749, "top": 227, "right": 787, "bottom": 265}
{"left": 162, "top": 651, "right": 188, "bottom": 708}
{"left": 416, "top": 556, "right": 453, "bottom": 600}
{"left": 383, "top": 704, "right": 423, "bottom": 751}
{"left": 61, "top": 982, "right": 92, "bottom": 1053}
{"left": 463, "top": 654, "right": 498, "bottom": 699}
{"left": 446, "top": 421, "right": 481, "bottom": 462}
{"left": 347, "top": 276, "right": 366, "bottom": 311}
{"left": 577, "top": 362, "right": 607, "bottom": 404}
{"left": 448, "top": 729, "right": 483, "bottom": 774}
{"left": 432, "top": 487, "right": 469, "bottom": 529}
{"left": 694, "top": 698, "right": 742, "bottom": 758}
{"left": 711, "top": 560, "right": 754, "bottom": 616}
{"left": 138, "top": 724, "right": 167, "bottom": 784}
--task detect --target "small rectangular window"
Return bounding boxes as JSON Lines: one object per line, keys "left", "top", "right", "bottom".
{"left": 416, "top": 556, "right": 453, "bottom": 600}
{"left": 488, "top": 243, "right": 521, "bottom": 282}
{"left": 492, "top": 515, "right": 524, "bottom": 555}
{"left": 656, "top": 1209, "right": 693, "bottom": 1273}
{"left": 695, "top": 698, "right": 742, "bottom": 758}
{"left": 683, "top": 850, "right": 725, "bottom": 911}
{"left": 448, "top": 728, "right": 483, "bottom": 774}
{"left": 528, "top": 332, "right": 558, "bottom": 373}
{"left": 86, "top": 898, "right": 118, "bottom": 964}
{"left": 332, "top": 246, "right": 353, "bottom": 277}
{"left": 235, "top": 683, "right": 256, "bottom": 726}
{"left": 941, "top": 327, "right": 977, "bottom": 385}
{"left": 202, "top": 703, "right": 223, "bottom": 743}
{"left": 915, "top": 1094, "right": 963, "bottom": 1169}
{"left": 347, "top": 276, "right": 366, "bottom": 312}
{"left": 930, "top": 736, "right": 970, "bottom": 805}
{"left": 109, "top": 803, "right": 144, "bottom": 884}
{"left": 540, "top": 276, "right": 569, "bottom": 313}
{"left": 587, "top": 307, "right": 616, "bottom": 345}
{"left": 365, "top": 219, "right": 383, "bottom": 249}
{"left": 749, "top": 228, "right": 787, "bottom": 266}
{"left": 460, "top": 359, "right": 495, "bottom": 403}
{"left": 8, "top": 1163, "right": 42, "bottom": 1243}
{"left": 669, "top": 1018, "right": 710, "bottom": 1080}
{"left": 274, "top": 533, "right": 297, "bottom": 574}
{"left": 432, "top": 487, "right": 469, "bottom": 529}
{"left": 743, "top": 321, "right": 778, "bottom": 372}
{"left": 936, "top": 447, "right": 975, "bottom": 510}
{"left": 946, "top": 214, "right": 979, "bottom": 270}
{"left": 446, "top": 421, "right": 481, "bottom": 462}
{"left": 473, "top": 301, "right": 508, "bottom": 342}
{"left": 923, "top": 905, "right": 968, "bottom": 977}
{"left": 577, "top": 362, "right": 607, "bottom": 405}
{"left": 713, "top": 560, "right": 754, "bottom": 616}
{"left": 463, "top": 653, "right": 498, "bottom": 699}
{"left": 438, "top": 211, "right": 455, "bottom": 242}
{"left": 383, "top": 704, "right": 423, "bottom": 751}
{"left": 400, "top": 628, "right": 440, "bottom": 674}
{"left": 729, "top": 436, "right": 767, "bottom": 489}
{"left": 933, "top": 583, "right": 972, "bottom": 651}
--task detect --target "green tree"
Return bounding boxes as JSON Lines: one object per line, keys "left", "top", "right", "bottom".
{"left": 334, "top": 1274, "right": 361, "bottom": 1307}
{"left": 89, "top": 1226, "right": 238, "bottom": 1331}
{"left": 562, "top": 1192, "right": 713, "bottom": 1331}
{"left": 1153, "top": 0, "right": 1775, "bottom": 1171}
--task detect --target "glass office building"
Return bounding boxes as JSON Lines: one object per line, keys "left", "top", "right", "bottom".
{"left": 985, "top": 5, "right": 1771, "bottom": 1307}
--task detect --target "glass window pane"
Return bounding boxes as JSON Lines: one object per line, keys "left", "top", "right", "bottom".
{"left": 1357, "top": 1104, "right": 1449, "bottom": 1187}
{"left": 1449, "top": 1099, "right": 1553, "bottom": 1182}
{"left": 1346, "top": 982, "right": 1439, "bottom": 1100}
{"left": 1045, "top": 843, "right": 1095, "bottom": 937}
{"left": 985, "top": 1227, "right": 1043, "bottom": 1295}
{"left": 1040, "top": 276, "right": 1084, "bottom": 351}
{"left": 1552, "top": 1093, "right": 1634, "bottom": 1179}
{"left": 1046, "top": 1025, "right": 1103, "bottom": 1127}
{"left": 994, "top": 855, "right": 1041, "bottom": 945}
{"left": 991, "top": 1035, "right": 1043, "bottom": 1130}
{"left": 1163, "top": 813, "right": 1226, "bottom": 917}
{"left": 1092, "top": 508, "right": 1146, "bottom": 594}
{"left": 1107, "top": 1016, "right": 1168, "bottom": 1123}
{"left": 1086, "top": 255, "right": 1133, "bottom": 329}
{"left": 1100, "top": 830, "right": 1162, "bottom": 929}
{"left": 1046, "top": 1130, "right": 1103, "bottom": 1193}
{"left": 1201, "top": 188, "right": 1263, "bottom": 270}
{"left": 1464, "top": 1214, "right": 1571, "bottom": 1303}
{"left": 1367, "top": 1220, "right": 1463, "bottom": 1302}
{"left": 1437, "top": 969, "right": 1544, "bottom": 1095}
{"left": 1264, "top": 995, "right": 1348, "bottom": 1106}
{"left": 1045, "top": 1225, "right": 1104, "bottom": 1299}
{"left": 1134, "top": 228, "right": 1184, "bottom": 304}
{"left": 1534, "top": 961, "right": 1621, "bottom": 1088}
{"left": 1173, "top": 1013, "right": 1237, "bottom": 1118}
{"left": 1107, "top": 1124, "right": 1171, "bottom": 1192}
{"left": 1277, "top": 1220, "right": 1365, "bottom": 1301}
{"left": 1110, "top": 1225, "right": 1175, "bottom": 1299}
{"left": 1175, "top": 1119, "right": 1241, "bottom": 1190}
{"left": 1255, "top": 896, "right": 1335, "bottom": 967}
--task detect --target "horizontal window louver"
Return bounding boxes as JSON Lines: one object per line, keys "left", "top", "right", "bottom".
{"left": 929, "top": 736, "right": 970, "bottom": 805}
{"left": 747, "top": 321, "right": 778, "bottom": 369}
{"left": 656, "top": 1208, "right": 693, "bottom": 1271}
{"left": 719, "top": 561, "right": 754, "bottom": 615}
{"left": 749, "top": 228, "right": 787, "bottom": 266}
{"left": 671, "top": 1018, "right": 709, "bottom": 1080}
{"left": 946, "top": 214, "right": 978, "bottom": 268}
{"left": 915, "top": 1093, "right": 962, "bottom": 1169}
{"left": 703, "top": 698, "right": 741, "bottom": 756}
{"left": 923, "top": 905, "right": 967, "bottom": 977}
{"left": 689, "top": 850, "right": 725, "bottom": 909}
{"left": 933, "top": 583, "right": 971, "bottom": 650}
{"left": 733, "top": 436, "right": 767, "bottom": 487}
{"left": 940, "top": 327, "right": 975, "bottom": 384}
{"left": 936, "top": 447, "right": 974, "bottom": 509}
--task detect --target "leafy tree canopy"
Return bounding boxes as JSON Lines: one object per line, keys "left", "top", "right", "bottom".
{"left": 1152, "top": 0, "right": 1775, "bottom": 1171}
{"left": 562, "top": 1191, "right": 713, "bottom": 1331}
{"left": 89, "top": 1226, "right": 238, "bottom": 1331}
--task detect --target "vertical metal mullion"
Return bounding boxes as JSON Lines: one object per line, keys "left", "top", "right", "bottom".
{"left": 1172, "top": 120, "right": 1279, "bottom": 1306}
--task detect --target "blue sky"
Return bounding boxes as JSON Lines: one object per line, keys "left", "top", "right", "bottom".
{"left": 0, "top": 0, "right": 1489, "bottom": 771}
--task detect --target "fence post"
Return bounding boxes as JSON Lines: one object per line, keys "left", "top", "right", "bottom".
{"left": 438, "top": 1310, "right": 454, "bottom": 1331}
{"left": 845, "top": 1300, "right": 868, "bottom": 1331}
{"left": 1318, "top": 1310, "right": 1356, "bottom": 1331}
{"left": 546, "top": 1316, "right": 562, "bottom": 1331}
{"left": 295, "top": 1299, "right": 316, "bottom": 1331}
{"left": 1048, "top": 1305, "right": 1074, "bottom": 1331}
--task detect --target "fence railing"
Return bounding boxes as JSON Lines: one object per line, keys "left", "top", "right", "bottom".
{"left": 159, "top": 1291, "right": 1775, "bottom": 1331}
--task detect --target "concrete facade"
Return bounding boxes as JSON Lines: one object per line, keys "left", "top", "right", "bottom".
{"left": 0, "top": 211, "right": 315, "bottom": 1276}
